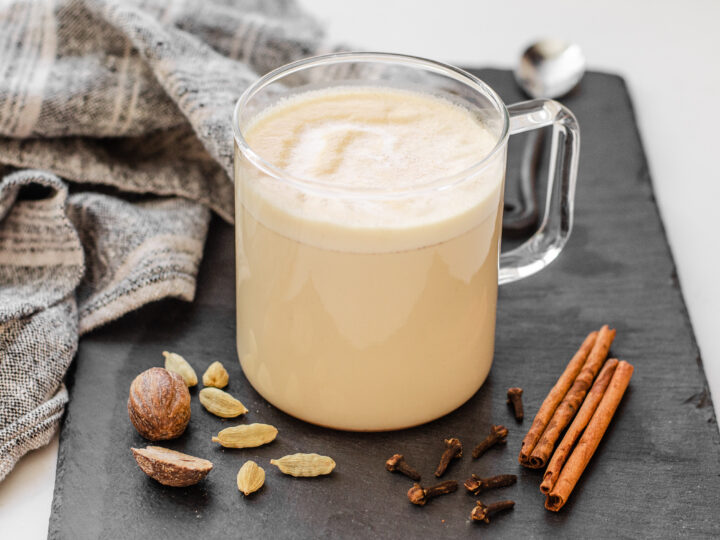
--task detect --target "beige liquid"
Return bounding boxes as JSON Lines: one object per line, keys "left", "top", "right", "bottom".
{"left": 235, "top": 87, "right": 506, "bottom": 430}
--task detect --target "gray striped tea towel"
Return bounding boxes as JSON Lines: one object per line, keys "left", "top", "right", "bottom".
{"left": 0, "top": 0, "right": 327, "bottom": 481}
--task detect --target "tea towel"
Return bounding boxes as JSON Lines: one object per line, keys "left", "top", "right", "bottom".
{"left": 0, "top": 0, "right": 327, "bottom": 482}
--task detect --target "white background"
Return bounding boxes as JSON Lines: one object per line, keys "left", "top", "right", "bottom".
{"left": 2, "top": 1, "right": 719, "bottom": 537}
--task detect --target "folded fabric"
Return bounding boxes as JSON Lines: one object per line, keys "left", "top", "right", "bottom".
{"left": 0, "top": 0, "right": 327, "bottom": 482}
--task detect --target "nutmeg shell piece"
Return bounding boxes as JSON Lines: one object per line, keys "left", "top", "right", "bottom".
{"left": 128, "top": 367, "right": 191, "bottom": 441}
{"left": 131, "top": 446, "right": 213, "bottom": 487}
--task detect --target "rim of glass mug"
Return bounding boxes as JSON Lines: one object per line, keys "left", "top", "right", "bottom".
{"left": 232, "top": 51, "right": 510, "bottom": 199}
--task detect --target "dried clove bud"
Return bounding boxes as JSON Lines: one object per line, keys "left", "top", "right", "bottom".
{"left": 507, "top": 387, "right": 524, "bottom": 421}
{"left": 472, "top": 425, "right": 508, "bottom": 459}
{"left": 434, "top": 438, "right": 462, "bottom": 477}
{"left": 471, "top": 499, "right": 515, "bottom": 523}
{"left": 464, "top": 474, "right": 517, "bottom": 495}
{"left": 407, "top": 480, "right": 458, "bottom": 506}
{"left": 385, "top": 454, "right": 421, "bottom": 481}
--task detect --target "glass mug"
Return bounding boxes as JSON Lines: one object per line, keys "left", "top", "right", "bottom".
{"left": 232, "top": 52, "right": 579, "bottom": 431}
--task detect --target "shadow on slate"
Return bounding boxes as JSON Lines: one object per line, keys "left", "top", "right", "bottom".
{"left": 48, "top": 70, "right": 720, "bottom": 539}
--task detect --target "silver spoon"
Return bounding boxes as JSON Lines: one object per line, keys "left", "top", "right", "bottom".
{"left": 515, "top": 39, "right": 585, "bottom": 99}
{"left": 503, "top": 39, "right": 585, "bottom": 235}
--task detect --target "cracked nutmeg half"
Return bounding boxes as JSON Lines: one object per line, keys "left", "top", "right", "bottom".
{"left": 131, "top": 446, "right": 213, "bottom": 487}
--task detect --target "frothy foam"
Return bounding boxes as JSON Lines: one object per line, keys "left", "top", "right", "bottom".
{"left": 237, "top": 86, "right": 505, "bottom": 252}
{"left": 245, "top": 87, "right": 497, "bottom": 189}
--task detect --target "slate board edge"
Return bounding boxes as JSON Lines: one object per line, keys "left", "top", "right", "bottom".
{"left": 617, "top": 73, "right": 717, "bottom": 413}
{"left": 586, "top": 69, "right": 715, "bottom": 422}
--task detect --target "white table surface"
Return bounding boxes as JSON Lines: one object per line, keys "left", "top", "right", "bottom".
{"left": 2, "top": 1, "right": 719, "bottom": 537}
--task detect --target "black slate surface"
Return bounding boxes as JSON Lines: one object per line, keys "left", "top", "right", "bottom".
{"left": 48, "top": 70, "right": 720, "bottom": 539}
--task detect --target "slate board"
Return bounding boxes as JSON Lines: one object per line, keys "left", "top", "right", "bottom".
{"left": 48, "top": 70, "right": 720, "bottom": 539}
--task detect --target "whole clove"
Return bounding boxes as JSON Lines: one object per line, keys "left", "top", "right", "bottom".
{"left": 470, "top": 500, "right": 515, "bottom": 523}
{"left": 472, "top": 425, "right": 508, "bottom": 459}
{"left": 407, "top": 480, "right": 458, "bottom": 506}
{"left": 385, "top": 454, "right": 421, "bottom": 481}
{"left": 507, "top": 387, "right": 524, "bottom": 421}
{"left": 434, "top": 438, "right": 462, "bottom": 477}
{"left": 464, "top": 474, "right": 517, "bottom": 495}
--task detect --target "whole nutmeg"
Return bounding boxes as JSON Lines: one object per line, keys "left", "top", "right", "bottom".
{"left": 128, "top": 367, "right": 191, "bottom": 441}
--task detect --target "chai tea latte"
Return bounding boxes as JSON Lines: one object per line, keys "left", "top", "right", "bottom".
{"left": 235, "top": 87, "right": 505, "bottom": 430}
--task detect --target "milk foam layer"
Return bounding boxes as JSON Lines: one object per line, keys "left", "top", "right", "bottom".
{"left": 238, "top": 86, "right": 505, "bottom": 253}
{"left": 246, "top": 87, "right": 496, "bottom": 188}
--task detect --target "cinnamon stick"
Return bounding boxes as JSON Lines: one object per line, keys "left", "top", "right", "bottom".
{"left": 526, "top": 325, "right": 616, "bottom": 468}
{"left": 545, "top": 360, "right": 634, "bottom": 512}
{"left": 540, "top": 358, "right": 619, "bottom": 494}
{"left": 518, "top": 330, "right": 598, "bottom": 465}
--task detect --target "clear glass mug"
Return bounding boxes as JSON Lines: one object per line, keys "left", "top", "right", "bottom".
{"left": 233, "top": 52, "right": 579, "bottom": 431}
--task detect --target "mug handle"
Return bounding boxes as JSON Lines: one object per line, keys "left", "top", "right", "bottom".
{"left": 499, "top": 99, "right": 580, "bottom": 285}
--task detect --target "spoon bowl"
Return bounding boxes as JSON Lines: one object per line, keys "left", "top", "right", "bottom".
{"left": 515, "top": 38, "right": 586, "bottom": 99}
{"left": 503, "top": 39, "right": 585, "bottom": 236}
